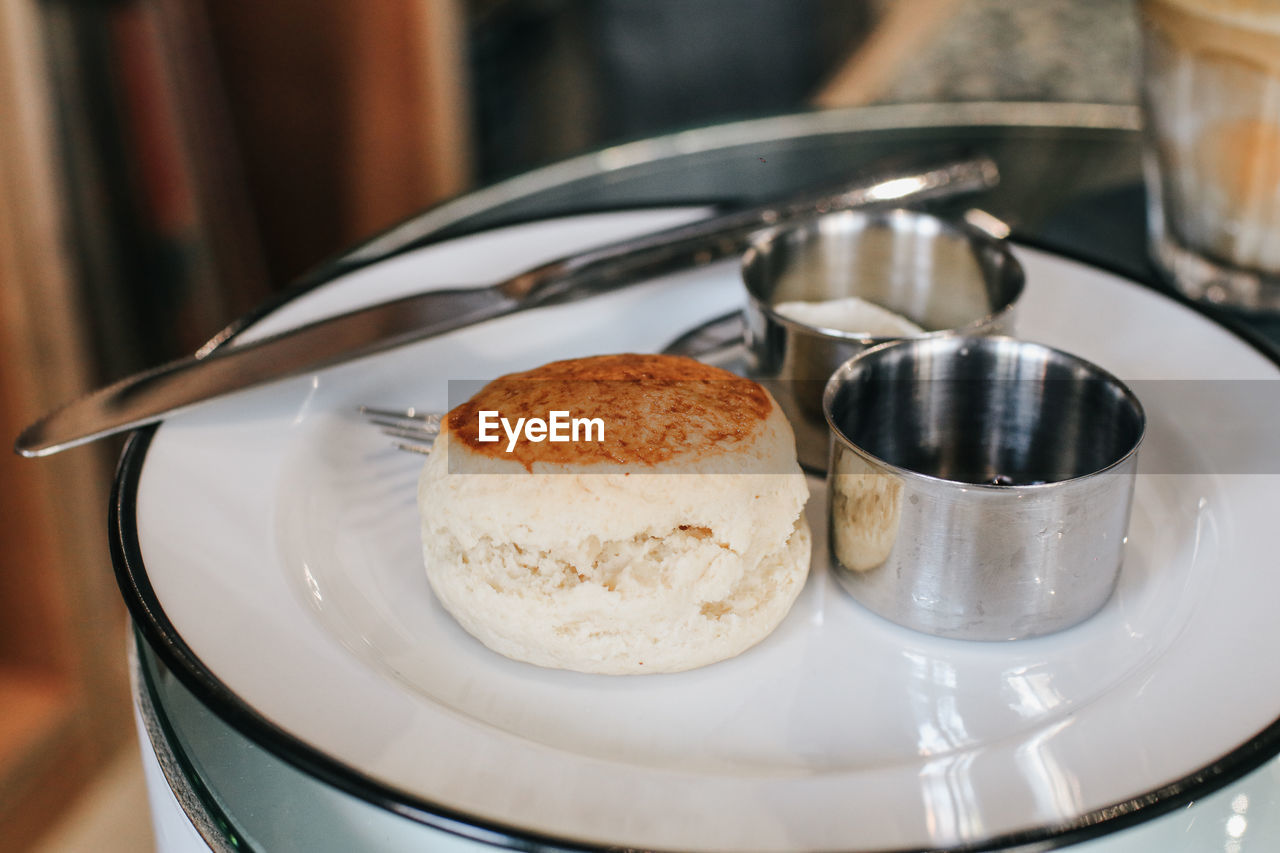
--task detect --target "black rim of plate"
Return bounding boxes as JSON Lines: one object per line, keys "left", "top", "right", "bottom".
{"left": 109, "top": 132, "right": 1280, "bottom": 853}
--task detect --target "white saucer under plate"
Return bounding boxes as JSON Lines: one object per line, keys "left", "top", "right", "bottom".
{"left": 117, "top": 208, "right": 1280, "bottom": 852}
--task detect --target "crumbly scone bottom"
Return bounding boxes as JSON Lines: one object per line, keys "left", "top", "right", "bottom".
{"left": 422, "top": 518, "right": 812, "bottom": 675}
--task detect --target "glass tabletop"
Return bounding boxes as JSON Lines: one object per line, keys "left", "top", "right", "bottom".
{"left": 126, "top": 101, "right": 1280, "bottom": 852}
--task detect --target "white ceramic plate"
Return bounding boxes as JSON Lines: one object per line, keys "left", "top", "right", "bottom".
{"left": 119, "top": 209, "right": 1280, "bottom": 852}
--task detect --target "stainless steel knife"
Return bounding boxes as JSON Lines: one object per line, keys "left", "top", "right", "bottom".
{"left": 15, "top": 155, "right": 998, "bottom": 457}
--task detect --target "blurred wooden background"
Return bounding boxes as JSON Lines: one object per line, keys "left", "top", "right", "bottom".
{"left": 1, "top": 0, "right": 130, "bottom": 848}
{"left": 2, "top": 0, "right": 477, "bottom": 847}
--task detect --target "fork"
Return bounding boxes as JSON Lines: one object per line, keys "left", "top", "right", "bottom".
{"left": 360, "top": 406, "right": 442, "bottom": 455}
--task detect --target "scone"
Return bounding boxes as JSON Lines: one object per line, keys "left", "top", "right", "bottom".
{"left": 417, "top": 353, "right": 811, "bottom": 674}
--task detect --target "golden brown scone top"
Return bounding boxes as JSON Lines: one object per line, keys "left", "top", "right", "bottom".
{"left": 446, "top": 353, "right": 773, "bottom": 469}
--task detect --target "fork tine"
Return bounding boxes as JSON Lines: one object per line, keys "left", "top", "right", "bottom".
{"left": 377, "top": 423, "right": 440, "bottom": 444}
{"left": 393, "top": 441, "right": 433, "bottom": 455}
{"left": 359, "top": 405, "right": 430, "bottom": 419}
{"left": 359, "top": 406, "right": 440, "bottom": 427}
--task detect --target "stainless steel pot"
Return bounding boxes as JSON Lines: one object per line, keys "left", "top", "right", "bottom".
{"left": 823, "top": 335, "right": 1145, "bottom": 641}
{"left": 742, "top": 208, "right": 1023, "bottom": 471}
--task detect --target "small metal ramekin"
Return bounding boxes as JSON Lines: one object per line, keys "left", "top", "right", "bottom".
{"left": 742, "top": 208, "right": 1024, "bottom": 471}
{"left": 823, "top": 336, "right": 1146, "bottom": 641}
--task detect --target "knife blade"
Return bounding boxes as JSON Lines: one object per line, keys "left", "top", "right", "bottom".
{"left": 15, "top": 154, "right": 998, "bottom": 457}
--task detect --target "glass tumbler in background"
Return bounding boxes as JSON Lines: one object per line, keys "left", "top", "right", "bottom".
{"left": 1139, "top": 0, "right": 1280, "bottom": 311}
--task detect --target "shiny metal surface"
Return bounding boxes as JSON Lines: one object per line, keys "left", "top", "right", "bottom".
{"left": 15, "top": 156, "right": 996, "bottom": 459}
{"left": 742, "top": 208, "right": 1024, "bottom": 471}
{"left": 824, "top": 336, "right": 1145, "bottom": 641}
